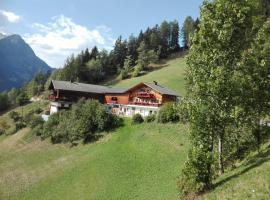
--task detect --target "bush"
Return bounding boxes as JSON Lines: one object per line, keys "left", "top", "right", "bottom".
{"left": 31, "top": 124, "right": 43, "bottom": 136}
{"left": 42, "top": 112, "right": 60, "bottom": 140}
{"left": 9, "top": 111, "right": 21, "bottom": 122}
{"left": 145, "top": 114, "right": 156, "bottom": 123}
{"left": 132, "top": 113, "right": 144, "bottom": 124}
{"left": 0, "top": 119, "right": 10, "bottom": 135}
{"left": 28, "top": 115, "right": 44, "bottom": 129}
{"left": 157, "top": 102, "right": 179, "bottom": 123}
{"left": 15, "top": 121, "right": 26, "bottom": 131}
{"left": 34, "top": 107, "right": 43, "bottom": 114}
{"left": 178, "top": 147, "right": 214, "bottom": 198}
{"left": 40, "top": 100, "right": 122, "bottom": 144}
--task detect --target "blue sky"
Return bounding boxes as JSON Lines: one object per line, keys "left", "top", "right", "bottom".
{"left": 0, "top": 0, "right": 203, "bottom": 68}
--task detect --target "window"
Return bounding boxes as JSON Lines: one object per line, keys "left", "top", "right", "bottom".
{"left": 111, "top": 97, "right": 118, "bottom": 101}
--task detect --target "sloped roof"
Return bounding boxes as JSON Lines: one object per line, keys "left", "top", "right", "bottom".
{"left": 143, "top": 82, "right": 179, "bottom": 96}
{"left": 50, "top": 80, "right": 128, "bottom": 94}
{"left": 49, "top": 80, "right": 179, "bottom": 96}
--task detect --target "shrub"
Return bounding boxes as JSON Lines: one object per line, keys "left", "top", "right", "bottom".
{"left": 40, "top": 100, "right": 122, "bottom": 144}
{"left": 145, "top": 114, "right": 156, "bottom": 123}
{"left": 31, "top": 124, "right": 43, "bottom": 136}
{"left": 15, "top": 121, "right": 26, "bottom": 131}
{"left": 178, "top": 147, "right": 214, "bottom": 198}
{"left": 28, "top": 115, "right": 44, "bottom": 129}
{"left": 157, "top": 102, "right": 179, "bottom": 123}
{"left": 34, "top": 107, "right": 43, "bottom": 114}
{"left": 0, "top": 119, "right": 10, "bottom": 135}
{"left": 9, "top": 111, "right": 21, "bottom": 122}
{"left": 42, "top": 112, "right": 60, "bottom": 140}
{"left": 132, "top": 113, "right": 144, "bottom": 124}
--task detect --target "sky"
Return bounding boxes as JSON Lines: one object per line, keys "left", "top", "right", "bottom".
{"left": 0, "top": 0, "right": 203, "bottom": 68}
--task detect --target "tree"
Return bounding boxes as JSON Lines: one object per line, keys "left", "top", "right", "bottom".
{"left": 83, "top": 48, "right": 91, "bottom": 63}
{"left": 235, "top": 19, "right": 270, "bottom": 151}
{"left": 137, "top": 41, "right": 158, "bottom": 70}
{"left": 160, "top": 20, "right": 170, "bottom": 57}
{"left": 120, "top": 55, "right": 132, "bottom": 80}
{"left": 90, "top": 46, "right": 99, "bottom": 60}
{"left": 170, "top": 20, "right": 180, "bottom": 52}
{"left": 112, "top": 36, "right": 127, "bottom": 69}
{"left": 86, "top": 59, "right": 105, "bottom": 83}
{"left": 127, "top": 35, "right": 138, "bottom": 65}
{"left": 181, "top": 16, "right": 195, "bottom": 48}
{"left": 181, "top": 0, "right": 256, "bottom": 195}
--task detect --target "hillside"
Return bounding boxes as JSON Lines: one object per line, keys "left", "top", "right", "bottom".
{"left": 0, "top": 121, "right": 189, "bottom": 200}
{"left": 110, "top": 57, "right": 187, "bottom": 96}
{"left": 200, "top": 142, "right": 270, "bottom": 200}
{"left": 0, "top": 34, "right": 52, "bottom": 92}
{"left": 0, "top": 56, "right": 188, "bottom": 199}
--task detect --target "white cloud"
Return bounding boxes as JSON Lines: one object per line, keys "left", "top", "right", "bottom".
{"left": 24, "top": 15, "right": 115, "bottom": 68}
{"left": 0, "top": 10, "right": 20, "bottom": 23}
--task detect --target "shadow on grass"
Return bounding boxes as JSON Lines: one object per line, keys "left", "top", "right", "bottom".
{"left": 213, "top": 147, "right": 270, "bottom": 189}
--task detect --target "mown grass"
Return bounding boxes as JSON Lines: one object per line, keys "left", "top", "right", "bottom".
{"left": 110, "top": 57, "right": 187, "bottom": 96}
{"left": 0, "top": 120, "right": 189, "bottom": 200}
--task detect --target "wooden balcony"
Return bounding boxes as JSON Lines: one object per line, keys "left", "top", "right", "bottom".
{"left": 135, "top": 92, "right": 154, "bottom": 98}
{"left": 129, "top": 101, "right": 161, "bottom": 107}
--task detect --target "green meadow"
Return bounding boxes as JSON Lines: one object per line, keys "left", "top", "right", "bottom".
{"left": 0, "top": 121, "right": 189, "bottom": 200}
{"left": 0, "top": 57, "right": 269, "bottom": 199}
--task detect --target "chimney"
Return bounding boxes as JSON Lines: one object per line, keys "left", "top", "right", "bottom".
{"left": 153, "top": 81, "right": 157, "bottom": 85}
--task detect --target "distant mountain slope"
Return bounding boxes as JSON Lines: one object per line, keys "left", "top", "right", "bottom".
{"left": 0, "top": 34, "right": 52, "bottom": 92}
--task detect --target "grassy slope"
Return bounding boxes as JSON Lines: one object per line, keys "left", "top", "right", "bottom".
{"left": 200, "top": 142, "right": 270, "bottom": 200}
{"left": 0, "top": 121, "right": 189, "bottom": 200}
{"left": 0, "top": 57, "right": 189, "bottom": 199}
{"left": 111, "top": 57, "right": 187, "bottom": 96}
{"left": 0, "top": 102, "right": 48, "bottom": 134}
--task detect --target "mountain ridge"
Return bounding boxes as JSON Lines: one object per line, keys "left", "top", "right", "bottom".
{"left": 0, "top": 34, "right": 52, "bottom": 92}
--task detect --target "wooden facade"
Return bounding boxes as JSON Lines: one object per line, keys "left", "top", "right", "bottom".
{"left": 48, "top": 80, "right": 179, "bottom": 116}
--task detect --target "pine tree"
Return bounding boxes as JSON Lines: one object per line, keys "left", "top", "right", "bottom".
{"left": 170, "top": 20, "right": 180, "bottom": 52}
{"left": 181, "top": 16, "right": 195, "bottom": 48}
{"left": 160, "top": 20, "right": 170, "bottom": 57}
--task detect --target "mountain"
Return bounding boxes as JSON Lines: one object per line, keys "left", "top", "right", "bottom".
{"left": 0, "top": 34, "right": 52, "bottom": 92}
{"left": 0, "top": 33, "right": 6, "bottom": 40}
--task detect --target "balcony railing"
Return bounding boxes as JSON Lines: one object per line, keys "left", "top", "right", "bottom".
{"left": 135, "top": 92, "right": 154, "bottom": 98}
{"left": 129, "top": 101, "right": 161, "bottom": 107}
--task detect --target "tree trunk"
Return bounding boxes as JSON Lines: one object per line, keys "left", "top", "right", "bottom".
{"left": 218, "top": 133, "right": 224, "bottom": 175}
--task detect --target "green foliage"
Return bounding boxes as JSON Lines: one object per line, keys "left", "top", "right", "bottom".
{"left": 40, "top": 100, "right": 122, "bottom": 144}
{"left": 0, "top": 119, "right": 10, "bottom": 135}
{"left": 0, "top": 93, "right": 9, "bottom": 112}
{"left": 15, "top": 121, "right": 26, "bottom": 131}
{"left": 132, "top": 113, "right": 144, "bottom": 124}
{"left": 132, "top": 64, "right": 143, "bottom": 77}
{"left": 178, "top": 147, "right": 214, "bottom": 197}
{"left": 8, "top": 111, "right": 21, "bottom": 122}
{"left": 145, "top": 114, "right": 156, "bottom": 123}
{"left": 137, "top": 41, "right": 158, "bottom": 70}
{"left": 157, "top": 102, "right": 179, "bottom": 123}
{"left": 181, "top": 0, "right": 265, "bottom": 196}
{"left": 181, "top": 16, "right": 196, "bottom": 48}
{"left": 27, "top": 115, "right": 44, "bottom": 129}
{"left": 86, "top": 59, "right": 105, "bottom": 83}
